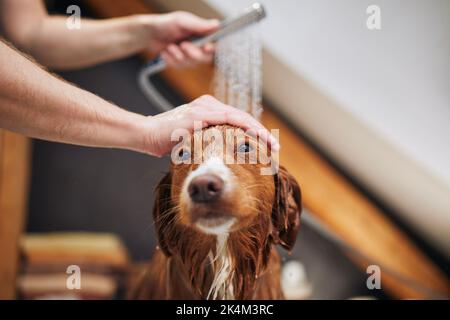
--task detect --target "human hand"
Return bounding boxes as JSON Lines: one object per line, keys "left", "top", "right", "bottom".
{"left": 143, "top": 95, "right": 280, "bottom": 157}
{"left": 140, "top": 12, "right": 219, "bottom": 69}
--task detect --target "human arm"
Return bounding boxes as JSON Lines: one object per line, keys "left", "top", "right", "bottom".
{"left": 0, "top": 0, "right": 218, "bottom": 70}
{"left": 0, "top": 41, "right": 278, "bottom": 156}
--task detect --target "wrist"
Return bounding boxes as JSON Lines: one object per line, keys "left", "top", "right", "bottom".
{"left": 82, "top": 89, "right": 151, "bottom": 155}
{"left": 118, "top": 111, "right": 153, "bottom": 154}
{"left": 119, "top": 112, "right": 164, "bottom": 157}
{"left": 137, "top": 115, "right": 166, "bottom": 157}
{"left": 130, "top": 14, "right": 159, "bottom": 53}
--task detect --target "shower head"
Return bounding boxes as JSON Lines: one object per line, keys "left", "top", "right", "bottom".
{"left": 192, "top": 2, "right": 266, "bottom": 47}
{"left": 140, "top": 3, "right": 266, "bottom": 78}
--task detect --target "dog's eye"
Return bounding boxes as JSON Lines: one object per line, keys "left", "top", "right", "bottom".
{"left": 178, "top": 149, "right": 191, "bottom": 161}
{"left": 237, "top": 142, "right": 253, "bottom": 153}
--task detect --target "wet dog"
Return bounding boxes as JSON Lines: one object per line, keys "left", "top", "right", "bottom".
{"left": 131, "top": 125, "right": 302, "bottom": 299}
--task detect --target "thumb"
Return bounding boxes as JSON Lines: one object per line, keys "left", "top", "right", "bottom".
{"left": 177, "top": 12, "right": 219, "bottom": 34}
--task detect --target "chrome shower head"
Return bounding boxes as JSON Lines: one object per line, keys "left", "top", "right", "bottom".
{"left": 192, "top": 2, "right": 266, "bottom": 47}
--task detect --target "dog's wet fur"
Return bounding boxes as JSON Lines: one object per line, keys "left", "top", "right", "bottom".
{"left": 131, "top": 125, "right": 302, "bottom": 299}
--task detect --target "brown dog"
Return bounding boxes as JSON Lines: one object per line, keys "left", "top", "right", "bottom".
{"left": 131, "top": 125, "right": 301, "bottom": 299}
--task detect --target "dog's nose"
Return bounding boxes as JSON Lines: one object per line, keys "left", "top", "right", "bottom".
{"left": 188, "top": 174, "right": 224, "bottom": 203}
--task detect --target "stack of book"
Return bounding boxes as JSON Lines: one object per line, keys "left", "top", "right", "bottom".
{"left": 18, "top": 232, "right": 129, "bottom": 299}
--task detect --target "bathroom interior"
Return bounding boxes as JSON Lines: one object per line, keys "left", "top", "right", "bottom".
{"left": 0, "top": 0, "right": 449, "bottom": 300}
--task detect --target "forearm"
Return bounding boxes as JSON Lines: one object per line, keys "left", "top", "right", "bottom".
{"left": 0, "top": 41, "right": 148, "bottom": 152}
{"left": 27, "top": 15, "right": 151, "bottom": 70}
{"left": 0, "top": 0, "right": 153, "bottom": 69}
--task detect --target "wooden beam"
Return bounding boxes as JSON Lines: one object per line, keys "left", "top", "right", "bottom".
{"left": 86, "top": 0, "right": 450, "bottom": 299}
{"left": 0, "top": 130, "right": 31, "bottom": 299}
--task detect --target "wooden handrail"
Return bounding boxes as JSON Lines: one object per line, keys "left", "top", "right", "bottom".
{"left": 86, "top": 0, "right": 449, "bottom": 299}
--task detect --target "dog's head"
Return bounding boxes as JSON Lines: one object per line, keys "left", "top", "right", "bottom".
{"left": 153, "top": 125, "right": 302, "bottom": 257}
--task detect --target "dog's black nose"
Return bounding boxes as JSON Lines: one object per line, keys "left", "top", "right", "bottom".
{"left": 188, "top": 174, "right": 224, "bottom": 203}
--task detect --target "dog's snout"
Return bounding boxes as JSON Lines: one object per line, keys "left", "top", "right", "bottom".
{"left": 188, "top": 174, "right": 224, "bottom": 203}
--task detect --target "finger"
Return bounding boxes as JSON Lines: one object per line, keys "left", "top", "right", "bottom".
{"left": 220, "top": 108, "right": 264, "bottom": 133}
{"left": 193, "top": 96, "right": 261, "bottom": 124}
{"left": 191, "top": 94, "right": 224, "bottom": 108}
{"left": 224, "top": 110, "right": 280, "bottom": 151}
{"left": 180, "top": 42, "right": 210, "bottom": 63}
{"left": 196, "top": 106, "right": 279, "bottom": 151}
{"left": 167, "top": 44, "right": 185, "bottom": 64}
{"left": 209, "top": 100, "right": 280, "bottom": 150}
{"left": 255, "top": 128, "right": 280, "bottom": 152}
{"left": 160, "top": 51, "right": 176, "bottom": 67}
{"left": 175, "top": 12, "right": 219, "bottom": 34}
{"left": 202, "top": 43, "right": 215, "bottom": 54}
{"left": 193, "top": 96, "right": 259, "bottom": 124}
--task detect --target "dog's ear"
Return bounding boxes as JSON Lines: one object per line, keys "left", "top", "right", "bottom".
{"left": 153, "top": 172, "right": 175, "bottom": 256}
{"left": 271, "top": 166, "right": 302, "bottom": 252}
